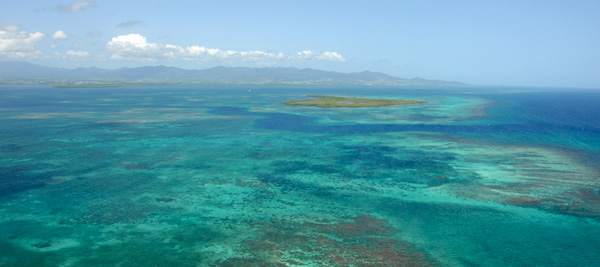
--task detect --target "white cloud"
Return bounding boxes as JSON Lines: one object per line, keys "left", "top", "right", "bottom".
{"left": 106, "top": 33, "right": 346, "bottom": 63}
{"left": 316, "top": 51, "right": 345, "bottom": 61}
{"left": 52, "top": 30, "right": 68, "bottom": 40}
{"left": 56, "top": 1, "right": 96, "bottom": 13}
{"left": 292, "top": 50, "right": 345, "bottom": 61}
{"left": 0, "top": 25, "right": 45, "bottom": 58}
{"left": 106, "top": 34, "right": 161, "bottom": 61}
{"left": 66, "top": 50, "right": 89, "bottom": 57}
{"left": 294, "top": 50, "right": 318, "bottom": 60}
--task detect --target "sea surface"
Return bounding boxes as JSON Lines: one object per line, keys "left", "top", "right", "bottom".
{"left": 1, "top": 85, "right": 599, "bottom": 266}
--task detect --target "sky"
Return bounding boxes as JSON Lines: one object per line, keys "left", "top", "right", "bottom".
{"left": 1, "top": 0, "right": 599, "bottom": 88}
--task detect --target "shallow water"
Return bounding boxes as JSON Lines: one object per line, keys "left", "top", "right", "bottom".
{"left": 1, "top": 86, "right": 599, "bottom": 266}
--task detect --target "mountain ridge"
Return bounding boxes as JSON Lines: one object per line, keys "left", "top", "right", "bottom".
{"left": 0, "top": 61, "right": 467, "bottom": 87}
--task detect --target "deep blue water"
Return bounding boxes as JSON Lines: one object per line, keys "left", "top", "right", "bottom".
{"left": 209, "top": 90, "right": 600, "bottom": 151}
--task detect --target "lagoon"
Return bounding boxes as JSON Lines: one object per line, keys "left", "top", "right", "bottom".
{"left": 1, "top": 86, "right": 599, "bottom": 266}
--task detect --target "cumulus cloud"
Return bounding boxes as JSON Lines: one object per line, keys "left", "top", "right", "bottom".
{"left": 116, "top": 20, "right": 142, "bottom": 29}
{"left": 106, "top": 34, "right": 161, "bottom": 61}
{"left": 0, "top": 25, "right": 45, "bottom": 58}
{"left": 55, "top": 1, "right": 96, "bottom": 12}
{"left": 52, "top": 30, "right": 68, "bottom": 40}
{"left": 106, "top": 33, "right": 346, "bottom": 63}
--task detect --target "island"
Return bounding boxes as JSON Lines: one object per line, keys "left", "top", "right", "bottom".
{"left": 284, "top": 95, "right": 428, "bottom": 108}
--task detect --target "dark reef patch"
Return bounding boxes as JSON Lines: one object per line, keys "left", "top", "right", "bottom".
{"left": 155, "top": 197, "right": 176, "bottom": 203}
{"left": 0, "top": 165, "right": 59, "bottom": 198}
{"left": 32, "top": 240, "right": 53, "bottom": 249}
{"left": 123, "top": 163, "right": 154, "bottom": 170}
{"left": 338, "top": 145, "right": 460, "bottom": 186}
{"left": 271, "top": 160, "right": 339, "bottom": 175}
{"left": 257, "top": 173, "right": 335, "bottom": 196}
{"left": 1, "top": 144, "right": 26, "bottom": 153}
{"left": 72, "top": 198, "right": 170, "bottom": 225}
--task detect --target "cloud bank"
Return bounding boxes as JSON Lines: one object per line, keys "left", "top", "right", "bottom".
{"left": 0, "top": 25, "right": 45, "bottom": 58}
{"left": 55, "top": 1, "right": 97, "bottom": 13}
{"left": 106, "top": 33, "right": 346, "bottom": 63}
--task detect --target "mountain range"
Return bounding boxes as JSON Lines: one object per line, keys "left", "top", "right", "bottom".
{"left": 0, "top": 61, "right": 466, "bottom": 87}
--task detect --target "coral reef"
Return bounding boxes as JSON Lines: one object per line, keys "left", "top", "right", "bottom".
{"left": 219, "top": 216, "right": 438, "bottom": 266}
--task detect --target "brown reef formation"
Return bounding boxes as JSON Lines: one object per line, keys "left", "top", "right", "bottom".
{"left": 219, "top": 215, "right": 439, "bottom": 266}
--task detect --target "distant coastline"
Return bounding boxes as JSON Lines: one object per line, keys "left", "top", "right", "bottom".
{"left": 0, "top": 61, "right": 468, "bottom": 88}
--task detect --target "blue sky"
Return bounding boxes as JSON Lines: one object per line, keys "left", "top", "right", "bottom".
{"left": 1, "top": 0, "right": 599, "bottom": 88}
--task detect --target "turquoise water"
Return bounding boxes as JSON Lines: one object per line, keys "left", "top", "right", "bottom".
{"left": 1, "top": 86, "right": 599, "bottom": 266}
